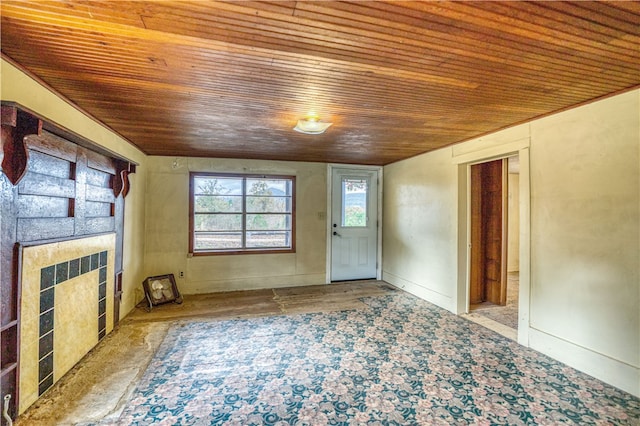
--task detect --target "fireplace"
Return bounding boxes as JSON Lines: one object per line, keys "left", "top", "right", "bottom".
{"left": 18, "top": 234, "right": 115, "bottom": 413}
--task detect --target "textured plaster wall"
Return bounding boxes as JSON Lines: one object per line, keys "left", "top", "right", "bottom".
{"left": 528, "top": 91, "right": 639, "bottom": 383}
{"left": 1, "top": 59, "right": 148, "bottom": 319}
{"left": 382, "top": 148, "right": 458, "bottom": 309}
{"left": 143, "top": 156, "right": 327, "bottom": 294}
{"left": 383, "top": 89, "right": 640, "bottom": 396}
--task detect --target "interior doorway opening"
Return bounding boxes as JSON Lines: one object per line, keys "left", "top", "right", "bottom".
{"left": 468, "top": 155, "right": 520, "bottom": 332}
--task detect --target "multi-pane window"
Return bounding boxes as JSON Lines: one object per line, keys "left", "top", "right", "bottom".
{"left": 189, "top": 173, "right": 295, "bottom": 254}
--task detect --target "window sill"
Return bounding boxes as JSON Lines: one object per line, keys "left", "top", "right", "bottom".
{"left": 190, "top": 248, "right": 296, "bottom": 256}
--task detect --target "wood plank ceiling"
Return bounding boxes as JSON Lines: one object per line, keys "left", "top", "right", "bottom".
{"left": 2, "top": 1, "right": 639, "bottom": 165}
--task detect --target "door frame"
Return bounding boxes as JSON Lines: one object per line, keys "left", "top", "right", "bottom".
{"left": 326, "top": 164, "right": 383, "bottom": 283}
{"left": 453, "top": 141, "right": 531, "bottom": 346}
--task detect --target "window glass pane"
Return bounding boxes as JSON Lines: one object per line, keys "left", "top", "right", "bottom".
{"left": 342, "top": 178, "right": 367, "bottom": 227}
{"left": 194, "top": 177, "right": 242, "bottom": 195}
{"left": 246, "top": 178, "right": 291, "bottom": 196}
{"left": 191, "top": 173, "right": 294, "bottom": 253}
{"left": 195, "top": 195, "right": 242, "bottom": 213}
{"left": 246, "top": 214, "right": 289, "bottom": 231}
{"left": 246, "top": 196, "right": 290, "bottom": 213}
{"left": 246, "top": 231, "right": 290, "bottom": 248}
{"left": 195, "top": 214, "right": 242, "bottom": 231}
{"left": 195, "top": 232, "right": 242, "bottom": 250}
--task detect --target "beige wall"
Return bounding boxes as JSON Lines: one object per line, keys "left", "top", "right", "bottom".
{"left": 528, "top": 90, "right": 639, "bottom": 391}
{"left": 383, "top": 89, "right": 640, "bottom": 396}
{"left": 144, "top": 156, "right": 327, "bottom": 294}
{"left": 382, "top": 148, "right": 459, "bottom": 309}
{"left": 1, "top": 58, "right": 148, "bottom": 319}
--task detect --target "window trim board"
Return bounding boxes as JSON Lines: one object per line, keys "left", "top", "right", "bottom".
{"left": 189, "top": 172, "right": 296, "bottom": 256}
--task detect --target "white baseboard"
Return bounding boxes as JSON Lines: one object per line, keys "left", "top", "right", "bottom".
{"left": 382, "top": 271, "right": 453, "bottom": 312}
{"left": 529, "top": 328, "right": 639, "bottom": 397}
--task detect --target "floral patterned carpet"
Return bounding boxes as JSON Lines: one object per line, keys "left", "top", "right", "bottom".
{"left": 109, "top": 292, "right": 638, "bottom": 425}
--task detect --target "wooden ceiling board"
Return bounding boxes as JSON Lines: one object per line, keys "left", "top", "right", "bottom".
{"left": 5, "top": 2, "right": 640, "bottom": 78}
{"left": 2, "top": 1, "right": 639, "bottom": 165}
{"left": 0, "top": 17, "right": 628, "bottom": 99}
{"left": 158, "top": 1, "right": 636, "bottom": 84}
{"left": 357, "top": 2, "right": 639, "bottom": 69}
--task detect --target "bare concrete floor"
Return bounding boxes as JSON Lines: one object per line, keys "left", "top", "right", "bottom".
{"left": 15, "top": 281, "right": 395, "bottom": 426}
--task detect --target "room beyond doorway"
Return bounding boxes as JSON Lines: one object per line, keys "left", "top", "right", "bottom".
{"left": 468, "top": 155, "right": 520, "bottom": 332}
{"left": 471, "top": 271, "right": 519, "bottom": 329}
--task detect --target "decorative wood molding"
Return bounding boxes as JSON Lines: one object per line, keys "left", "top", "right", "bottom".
{"left": 1, "top": 102, "right": 137, "bottom": 198}
{"left": 1, "top": 105, "right": 42, "bottom": 185}
{"left": 113, "top": 160, "right": 136, "bottom": 198}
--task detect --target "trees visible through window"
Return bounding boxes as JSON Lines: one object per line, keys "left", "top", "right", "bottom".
{"left": 342, "top": 178, "right": 368, "bottom": 227}
{"left": 190, "top": 173, "right": 295, "bottom": 254}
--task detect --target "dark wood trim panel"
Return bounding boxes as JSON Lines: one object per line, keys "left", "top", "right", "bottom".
{"left": 469, "top": 159, "right": 507, "bottom": 307}
{"left": 1, "top": 105, "right": 42, "bottom": 185}
{"left": 113, "top": 159, "right": 134, "bottom": 198}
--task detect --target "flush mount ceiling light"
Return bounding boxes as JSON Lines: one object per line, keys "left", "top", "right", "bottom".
{"left": 293, "top": 115, "right": 332, "bottom": 135}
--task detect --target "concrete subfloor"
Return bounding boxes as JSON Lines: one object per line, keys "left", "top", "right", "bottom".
{"left": 15, "top": 280, "right": 395, "bottom": 425}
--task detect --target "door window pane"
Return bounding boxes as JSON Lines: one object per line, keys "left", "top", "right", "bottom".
{"left": 342, "top": 178, "right": 368, "bottom": 227}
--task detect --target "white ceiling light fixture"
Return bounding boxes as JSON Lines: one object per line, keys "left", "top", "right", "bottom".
{"left": 293, "top": 115, "right": 332, "bottom": 135}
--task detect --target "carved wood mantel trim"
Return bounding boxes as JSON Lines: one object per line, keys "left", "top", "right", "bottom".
{"left": 0, "top": 102, "right": 136, "bottom": 198}
{"left": 1, "top": 105, "right": 42, "bottom": 185}
{"left": 113, "top": 160, "right": 136, "bottom": 198}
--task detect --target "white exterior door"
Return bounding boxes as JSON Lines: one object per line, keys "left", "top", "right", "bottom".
{"left": 330, "top": 168, "right": 378, "bottom": 281}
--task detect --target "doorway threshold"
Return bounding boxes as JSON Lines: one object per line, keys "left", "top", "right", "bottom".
{"left": 462, "top": 313, "right": 517, "bottom": 341}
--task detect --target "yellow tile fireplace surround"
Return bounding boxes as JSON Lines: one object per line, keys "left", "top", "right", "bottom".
{"left": 19, "top": 234, "right": 115, "bottom": 414}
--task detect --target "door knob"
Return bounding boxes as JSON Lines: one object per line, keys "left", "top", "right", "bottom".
{"left": 333, "top": 231, "right": 341, "bottom": 237}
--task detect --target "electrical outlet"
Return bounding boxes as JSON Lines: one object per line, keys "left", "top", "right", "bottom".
{"left": 179, "top": 271, "right": 184, "bottom": 279}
